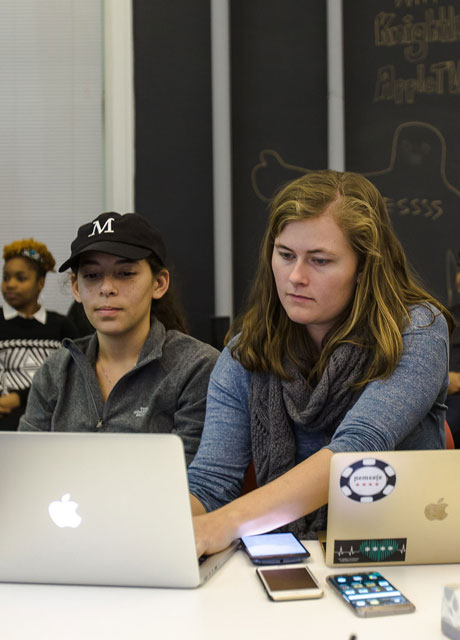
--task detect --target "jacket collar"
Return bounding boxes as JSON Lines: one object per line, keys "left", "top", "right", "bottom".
{"left": 63, "top": 317, "right": 166, "bottom": 367}
{"left": 137, "top": 317, "right": 166, "bottom": 364}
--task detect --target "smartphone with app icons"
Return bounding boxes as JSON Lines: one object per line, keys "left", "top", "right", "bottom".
{"left": 241, "top": 532, "right": 310, "bottom": 565}
{"left": 257, "top": 565, "right": 323, "bottom": 601}
{"left": 326, "top": 571, "right": 415, "bottom": 617}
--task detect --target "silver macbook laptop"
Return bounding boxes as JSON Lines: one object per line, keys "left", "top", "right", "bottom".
{"left": 0, "top": 432, "right": 237, "bottom": 587}
{"left": 325, "top": 450, "right": 460, "bottom": 567}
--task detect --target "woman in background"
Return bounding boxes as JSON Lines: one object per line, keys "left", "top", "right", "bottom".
{"left": 188, "top": 170, "right": 453, "bottom": 556}
{"left": 19, "top": 212, "right": 219, "bottom": 464}
{"left": 1, "top": 238, "right": 78, "bottom": 429}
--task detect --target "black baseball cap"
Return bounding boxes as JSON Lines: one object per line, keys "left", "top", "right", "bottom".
{"left": 59, "top": 212, "right": 167, "bottom": 272}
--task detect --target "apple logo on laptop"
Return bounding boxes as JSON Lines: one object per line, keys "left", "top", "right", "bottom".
{"left": 424, "top": 498, "right": 448, "bottom": 521}
{"left": 48, "top": 493, "right": 82, "bottom": 528}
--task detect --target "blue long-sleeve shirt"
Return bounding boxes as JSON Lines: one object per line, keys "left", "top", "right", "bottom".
{"left": 188, "top": 305, "right": 449, "bottom": 512}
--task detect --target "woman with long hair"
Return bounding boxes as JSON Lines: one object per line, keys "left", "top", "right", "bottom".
{"left": 188, "top": 170, "right": 453, "bottom": 555}
{"left": 19, "top": 212, "right": 218, "bottom": 464}
{"left": 1, "top": 238, "right": 78, "bottom": 429}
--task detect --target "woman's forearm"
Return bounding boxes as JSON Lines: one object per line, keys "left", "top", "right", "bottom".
{"left": 193, "top": 448, "right": 333, "bottom": 556}
{"left": 226, "top": 447, "right": 332, "bottom": 536}
{"left": 190, "top": 494, "right": 206, "bottom": 516}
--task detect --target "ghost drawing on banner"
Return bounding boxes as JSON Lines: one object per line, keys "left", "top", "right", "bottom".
{"left": 251, "top": 122, "right": 460, "bottom": 305}
{"left": 363, "top": 122, "right": 460, "bottom": 306}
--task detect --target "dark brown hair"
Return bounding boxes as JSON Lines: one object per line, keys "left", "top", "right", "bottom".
{"left": 146, "top": 255, "right": 189, "bottom": 334}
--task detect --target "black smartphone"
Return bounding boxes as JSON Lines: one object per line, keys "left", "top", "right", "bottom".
{"left": 240, "top": 532, "right": 310, "bottom": 565}
{"left": 257, "top": 565, "right": 323, "bottom": 601}
{"left": 326, "top": 571, "right": 416, "bottom": 617}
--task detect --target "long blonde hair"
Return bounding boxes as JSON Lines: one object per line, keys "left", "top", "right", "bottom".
{"left": 228, "top": 170, "right": 453, "bottom": 386}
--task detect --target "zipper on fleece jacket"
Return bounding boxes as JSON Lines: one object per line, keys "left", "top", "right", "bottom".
{"left": 65, "top": 339, "right": 160, "bottom": 431}
{"left": 65, "top": 341, "right": 104, "bottom": 430}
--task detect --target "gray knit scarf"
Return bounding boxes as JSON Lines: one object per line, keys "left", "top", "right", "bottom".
{"left": 249, "top": 341, "right": 370, "bottom": 539}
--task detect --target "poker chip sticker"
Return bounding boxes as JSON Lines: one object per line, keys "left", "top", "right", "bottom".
{"left": 340, "top": 458, "right": 396, "bottom": 502}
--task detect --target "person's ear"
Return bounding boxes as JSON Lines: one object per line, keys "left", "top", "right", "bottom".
{"left": 152, "top": 269, "right": 170, "bottom": 300}
{"left": 71, "top": 273, "right": 82, "bottom": 303}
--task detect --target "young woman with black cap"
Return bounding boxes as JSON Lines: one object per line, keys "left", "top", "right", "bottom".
{"left": 18, "top": 212, "right": 219, "bottom": 464}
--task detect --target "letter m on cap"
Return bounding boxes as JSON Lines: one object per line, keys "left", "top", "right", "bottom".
{"left": 88, "top": 217, "right": 115, "bottom": 237}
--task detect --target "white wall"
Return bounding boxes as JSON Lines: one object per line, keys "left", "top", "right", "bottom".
{"left": 0, "top": 0, "right": 104, "bottom": 314}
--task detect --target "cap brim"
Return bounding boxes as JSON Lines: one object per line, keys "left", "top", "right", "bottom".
{"left": 58, "top": 241, "right": 153, "bottom": 272}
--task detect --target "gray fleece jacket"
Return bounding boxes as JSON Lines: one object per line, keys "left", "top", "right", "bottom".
{"left": 18, "top": 319, "right": 219, "bottom": 465}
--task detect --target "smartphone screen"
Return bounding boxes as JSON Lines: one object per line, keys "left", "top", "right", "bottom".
{"left": 241, "top": 532, "right": 310, "bottom": 565}
{"left": 257, "top": 566, "right": 323, "bottom": 601}
{"left": 327, "top": 571, "right": 415, "bottom": 617}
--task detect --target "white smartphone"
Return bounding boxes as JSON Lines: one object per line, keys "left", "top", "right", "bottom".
{"left": 326, "top": 571, "right": 415, "bottom": 617}
{"left": 241, "top": 532, "right": 310, "bottom": 565}
{"left": 256, "top": 565, "right": 323, "bottom": 601}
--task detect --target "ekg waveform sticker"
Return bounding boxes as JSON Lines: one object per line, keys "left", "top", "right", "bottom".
{"left": 333, "top": 538, "right": 407, "bottom": 564}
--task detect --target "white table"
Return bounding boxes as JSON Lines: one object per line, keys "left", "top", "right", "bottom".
{"left": 0, "top": 542, "right": 457, "bottom": 639}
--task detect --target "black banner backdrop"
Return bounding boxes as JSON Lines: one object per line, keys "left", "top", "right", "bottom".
{"left": 134, "top": 1, "right": 328, "bottom": 341}
{"left": 133, "top": 0, "right": 214, "bottom": 342}
{"left": 230, "top": 0, "right": 328, "bottom": 314}
{"left": 344, "top": 0, "right": 460, "bottom": 307}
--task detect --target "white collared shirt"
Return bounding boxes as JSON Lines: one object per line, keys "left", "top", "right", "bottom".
{"left": 2, "top": 301, "right": 47, "bottom": 325}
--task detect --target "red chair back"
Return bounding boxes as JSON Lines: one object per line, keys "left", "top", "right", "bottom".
{"left": 445, "top": 421, "right": 455, "bottom": 449}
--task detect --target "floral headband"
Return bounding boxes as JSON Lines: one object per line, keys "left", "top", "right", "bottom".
{"left": 20, "top": 248, "right": 44, "bottom": 264}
